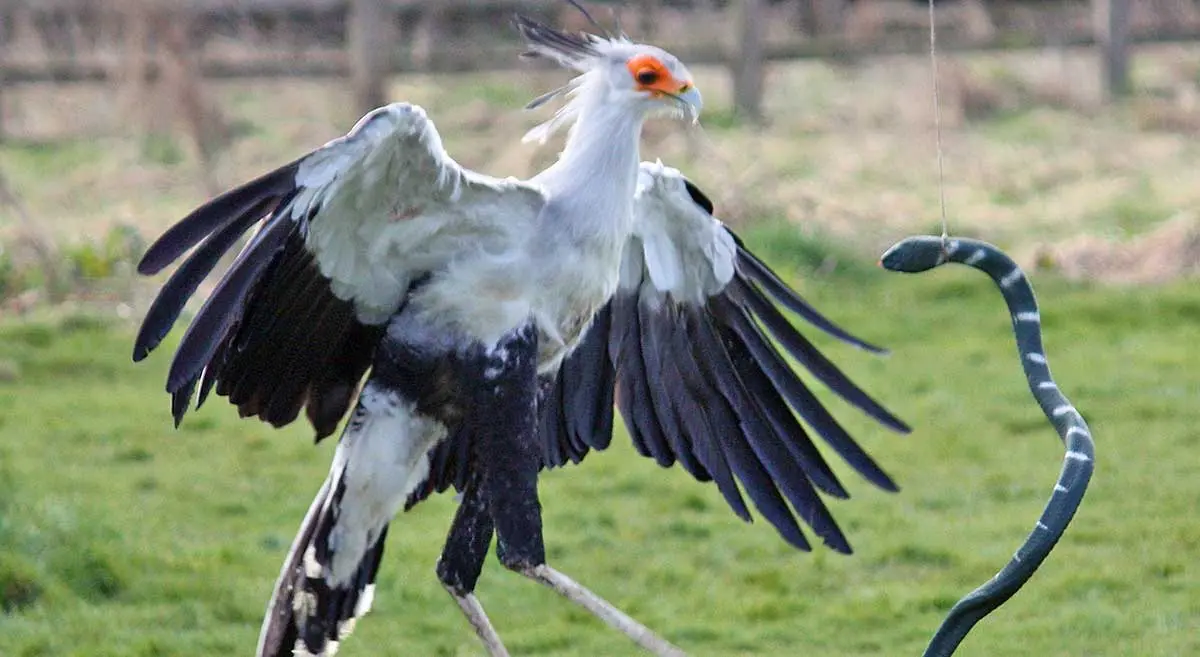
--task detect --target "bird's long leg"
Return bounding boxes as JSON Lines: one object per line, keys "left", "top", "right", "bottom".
{"left": 515, "top": 564, "right": 687, "bottom": 657}
{"left": 447, "top": 591, "right": 507, "bottom": 657}
{"left": 464, "top": 325, "right": 687, "bottom": 657}
{"left": 436, "top": 464, "right": 508, "bottom": 657}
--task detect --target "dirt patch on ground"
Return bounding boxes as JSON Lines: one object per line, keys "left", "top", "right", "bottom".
{"left": 1027, "top": 213, "right": 1200, "bottom": 285}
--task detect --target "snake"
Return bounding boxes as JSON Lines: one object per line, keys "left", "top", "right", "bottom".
{"left": 879, "top": 235, "right": 1096, "bottom": 657}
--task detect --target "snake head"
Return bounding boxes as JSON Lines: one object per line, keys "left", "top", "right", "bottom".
{"left": 879, "top": 235, "right": 950, "bottom": 273}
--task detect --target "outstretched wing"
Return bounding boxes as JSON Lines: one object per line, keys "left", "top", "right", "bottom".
{"left": 539, "top": 161, "right": 910, "bottom": 553}
{"left": 134, "top": 102, "right": 544, "bottom": 438}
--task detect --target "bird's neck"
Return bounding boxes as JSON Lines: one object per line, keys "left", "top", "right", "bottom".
{"left": 537, "top": 92, "right": 644, "bottom": 236}
{"left": 557, "top": 101, "right": 644, "bottom": 185}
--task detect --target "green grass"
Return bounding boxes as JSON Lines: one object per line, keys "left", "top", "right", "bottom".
{"left": 1088, "top": 175, "right": 1176, "bottom": 238}
{"left": 1, "top": 244, "right": 1197, "bottom": 656}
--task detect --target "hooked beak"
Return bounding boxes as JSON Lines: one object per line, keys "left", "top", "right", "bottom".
{"left": 672, "top": 85, "right": 705, "bottom": 124}
{"left": 674, "top": 85, "right": 703, "bottom": 124}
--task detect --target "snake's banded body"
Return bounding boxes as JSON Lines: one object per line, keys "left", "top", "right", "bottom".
{"left": 880, "top": 235, "right": 1096, "bottom": 657}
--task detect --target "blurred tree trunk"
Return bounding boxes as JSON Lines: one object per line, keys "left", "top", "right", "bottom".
{"left": 348, "top": 0, "right": 393, "bottom": 115}
{"left": 794, "top": 0, "right": 841, "bottom": 38}
{"left": 114, "top": 0, "right": 227, "bottom": 195}
{"left": 155, "top": 8, "right": 229, "bottom": 195}
{"left": 1094, "top": 0, "right": 1131, "bottom": 101}
{"left": 115, "top": 0, "right": 162, "bottom": 133}
{"left": 0, "top": 36, "right": 6, "bottom": 143}
{"left": 820, "top": 0, "right": 849, "bottom": 38}
{"left": 794, "top": 0, "right": 815, "bottom": 37}
{"left": 733, "top": 0, "right": 766, "bottom": 123}
{"left": 410, "top": 2, "right": 445, "bottom": 72}
{"left": 637, "top": 0, "right": 657, "bottom": 39}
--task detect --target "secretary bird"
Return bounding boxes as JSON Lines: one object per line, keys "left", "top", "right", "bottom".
{"left": 133, "top": 12, "right": 909, "bottom": 657}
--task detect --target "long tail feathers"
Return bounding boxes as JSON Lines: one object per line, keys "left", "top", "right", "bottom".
{"left": 257, "top": 477, "right": 387, "bottom": 657}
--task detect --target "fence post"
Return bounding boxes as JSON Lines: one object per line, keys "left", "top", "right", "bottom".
{"left": 348, "top": 0, "right": 392, "bottom": 115}
{"left": 733, "top": 0, "right": 766, "bottom": 123}
{"left": 0, "top": 37, "right": 5, "bottom": 143}
{"left": 1093, "top": 0, "right": 1131, "bottom": 100}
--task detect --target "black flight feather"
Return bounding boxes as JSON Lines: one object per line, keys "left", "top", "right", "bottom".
{"left": 262, "top": 295, "right": 354, "bottom": 428}
{"left": 615, "top": 296, "right": 676, "bottom": 468}
{"left": 219, "top": 240, "right": 326, "bottom": 408}
{"left": 634, "top": 295, "right": 685, "bottom": 469}
{"left": 654, "top": 320, "right": 715, "bottom": 483}
{"left": 219, "top": 238, "right": 319, "bottom": 396}
{"left": 688, "top": 311, "right": 813, "bottom": 551}
{"left": 610, "top": 294, "right": 671, "bottom": 464}
{"left": 564, "top": 305, "right": 615, "bottom": 454}
{"left": 214, "top": 228, "right": 375, "bottom": 438}
{"left": 734, "top": 245, "right": 887, "bottom": 354}
{"left": 195, "top": 334, "right": 227, "bottom": 410}
{"left": 683, "top": 180, "right": 714, "bottom": 215}
{"left": 642, "top": 300, "right": 709, "bottom": 479}
{"left": 236, "top": 273, "right": 333, "bottom": 415}
{"left": 706, "top": 296, "right": 850, "bottom": 497}
{"left": 669, "top": 309, "right": 753, "bottom": 520}
{"left": 138, "top": 161, "right": 298, "bottom": 276}
{"left": 707, "top": 311, "right": 852, "bottom": 553}
{"left": 166, "top": 214, "right": 292, "bottom": 396}
{"left": 171, "top": 377, "right": 199, "bottom": 428}
{"left": 715, "top": 294, "right": 900, "bottom": 493}
{"left": 716, "top": 313, "right": 850, "bottom": 499}
{"left": 541, "top": 371, "right": 571, "bottom": 468}
{"left": 305, "top": 323, "right": 383, "bottom": 441}
{"left": 731, "top": 276, "right": 910, "bottom": 434}
{"left": 133, "top": 196, "right": 278, "bottom": 362}
{"left": 557, "top": 370, "right": 584, "bottom": 466}
{"left": 694, "top": 306, "right": 849, "bottom": 553}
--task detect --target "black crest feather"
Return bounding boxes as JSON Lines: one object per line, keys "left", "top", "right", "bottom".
{"left": 513, "top": 14, "right": 601, "bottom": 68}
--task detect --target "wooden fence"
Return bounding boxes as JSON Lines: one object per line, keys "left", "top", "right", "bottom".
{"left": 5, "top": 1, "right": 1197, "bottom": 80}
{"left": 1, "top": 0, "right": 1199, "bottom": 125}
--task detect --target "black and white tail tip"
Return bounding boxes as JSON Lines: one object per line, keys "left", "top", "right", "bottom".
{"left": 880, "top": 235, "right": 1096, "bottom": 657}
{"left": 256, "top": 478, "right": 387, "bottom": 657}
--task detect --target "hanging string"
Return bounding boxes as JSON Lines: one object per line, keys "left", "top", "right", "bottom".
{"left": 927, "top": 0, "right": 950, "bottom": 247}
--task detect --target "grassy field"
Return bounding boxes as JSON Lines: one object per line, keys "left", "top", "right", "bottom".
{"left": 2, "top": 254, "right": 1199, "bottom": 656}
{"left": 3, "top": 47, "right": 1200, "bottom": 656}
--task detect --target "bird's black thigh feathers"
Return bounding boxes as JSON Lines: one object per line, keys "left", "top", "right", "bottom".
{"left": 428, "top": 324, "right": 547, "bottom": 589}
{"left": 436, "top": 469, "right": 495, "bottom": 595}
{"left": 467, "top": 324, "right": 545, "bottom": 570}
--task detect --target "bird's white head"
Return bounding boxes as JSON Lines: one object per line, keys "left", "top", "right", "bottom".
{"left": 514, "top": 14, "right": 702, "bottom": 144}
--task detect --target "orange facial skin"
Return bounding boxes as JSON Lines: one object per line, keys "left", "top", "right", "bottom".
{"left": 626, "top": 54, "right": 693, "bottom": 97}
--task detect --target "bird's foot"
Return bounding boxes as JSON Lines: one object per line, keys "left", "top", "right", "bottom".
{"left": 442, "top": 583, "right": 510, "bottom": 657}
{"left": 517, "top": 564, "right": 688, "bottom": 657}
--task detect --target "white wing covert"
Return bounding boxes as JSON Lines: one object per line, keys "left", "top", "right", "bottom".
{"left": 537, "top": 161, "right": 911, "bottom": 554}
{"left": 133, "top": 102, "right": 544, "bottom": 439}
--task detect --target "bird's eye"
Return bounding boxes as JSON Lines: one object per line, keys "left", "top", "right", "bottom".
{"left": 627, "top": 54, "right": 668, "bottom": 89}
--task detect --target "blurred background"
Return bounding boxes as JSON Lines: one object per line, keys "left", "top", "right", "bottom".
{"left": 0, "top": 1, "right": 1197, "bottom": 656}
